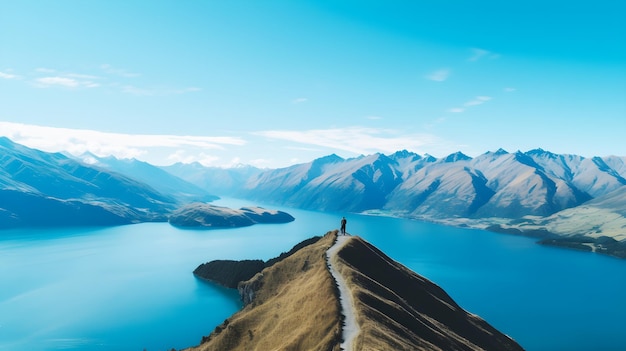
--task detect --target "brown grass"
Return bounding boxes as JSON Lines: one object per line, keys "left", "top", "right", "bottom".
{"left": 184, "top": 231, "right": 342, "bottom": 351}
{"left": 184, "top": 232, "right": 523, "bottom": 351}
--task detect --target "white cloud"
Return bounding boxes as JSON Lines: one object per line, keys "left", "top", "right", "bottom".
{"left": 66, "top": 73, "right": 101, "bottom": 80}
{"left": 464, "top": 96, "right": 492, "bottom": 106}
{"left": 0, "top": 71, "right": 20, "bottom": 79}
{"left": 167, "top": 150, "right": 220, "bottom": 166}
{"left": 34, "top": 76, "right": 100, "bottom": 89}
{"left": 469, "top": 48, "right": 489, "bottom": 61}
{"left": 504, "top": 87, "right": 516, "bottom": 92}
{"left": 446, "top": 96, "right": 492, "bottom": 114}
{"left": 100, "top": 64, "right": 140, "bottom": 78}
{"left": 35, "top": 77, "right": 80, "bottom": 87}
{"left": 292, "top": 97, "right": 308, "bottom": 104}
{"left": 254, "top": 126, "right": 442, "bottom": 156}
{"left": 121, "top": 85, "right": 152, "bottom": 96}
{"left": 468, "top": 48, "right": 500, "bottom": 61}
{"left": 121, "top": 85, "right": 201, "bottom": 96}
{"left": 426, "top": 68, "right": 450, "bottom": 82}
{"left": 448, "top": 107, "right": 465, "bottom": 113}
{"left": 0, "top": 121, "right": 246, "bottom": 166}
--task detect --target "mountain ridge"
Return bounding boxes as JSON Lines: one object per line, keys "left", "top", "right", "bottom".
{"left": 220, "top": 149, "right": 625, "bottom": 257}
{"left": 2, "top": 137, "right": 624, "bottom": 257}
{"left": 187, "top": 231, "right": 524, "bottom": 351}
{"left": 0, "top": 137, "right": 179, "bottom": 227}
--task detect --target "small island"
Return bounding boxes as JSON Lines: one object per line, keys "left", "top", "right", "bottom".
{"left": 168, "top": 203, "right": 295, "bottom": 228}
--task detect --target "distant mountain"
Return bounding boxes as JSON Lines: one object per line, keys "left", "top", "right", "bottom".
{"left": 0, "top": 137, "right": 177, "bottom": 228}
{"left": 162, "top": 162, "right": 261, "bottom": 196}
{"left": 243, "top": 153, "right": 405, "bottom": 212}
{"left": 241, "top": 148, "right": 624, "bottom": 218}
{"left": 0, "top": 189, "right": 141, "bottom": 228}
{"left": 234, "top": 148, "right": 626, "bottom": 257}
{"left": 187, "top": 231, "right": 524, "bottom": 350}
{"left": 5, "top": 136, "right": 623, "bottom": 256}
{"left": 78, "top": 153, "right": 218, "bottom": 203}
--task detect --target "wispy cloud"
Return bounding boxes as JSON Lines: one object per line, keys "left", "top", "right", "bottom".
{"left": 464, "top": 96, "right": 492, "bottom": 106}
{"left": 0, "top": 71, "right": 20, "bottom": 80}
{"left": 121, "top": 85, "right": 201, "bottom": 96}
{"left": 166, "top": 150, "right": 220, "bottom": 166}
{"left": 426, "top": 68, "right": 451, "bottom": 82}
{"left": 254, "top": 126, "right": 442, "bottom": 155}
{"left": 447, "top": 96, "right": 492, "bottom": 113}
{"left": 34, "top": 76, "right": 100, "bottom": 88}
{"left": 100, "top": 64, "right": 140, "bottom": 78}
{"left": 0, "top": 122, "right": 245, "bottom": 165}
{"left": 468, "top": 48, "right": 500, "bottom": 61}
{"left": 292, "top": 97, "right": 308, "bottom": 104}
{"left": 14, "top": 65, "right": 200, "bottom": 96}
{"left": 504, "top": 87, "right": 516, "bottom": 92}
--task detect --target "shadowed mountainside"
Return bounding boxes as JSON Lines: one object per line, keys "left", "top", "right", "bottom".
{"left": 0, "top": 137, "right": 178, "bottom": 227}
{"left": 336, "top": 235, "right": 523, "bottom": 350}
{"left": 239, "top": 149, "right": 625, "bottom": 219}
{"left": 77, "top": 153, "right": 218, "bottom": 203}
{"left": 185, "top": 231, "right": 524, "bottom": 351}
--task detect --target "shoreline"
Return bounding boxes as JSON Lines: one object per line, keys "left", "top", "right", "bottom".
{"left": 360, "top": 210, "right": 626, "bottom": 259}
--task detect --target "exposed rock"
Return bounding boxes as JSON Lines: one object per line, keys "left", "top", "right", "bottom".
{"left": 194, "top": 260, "right": 265, "bottom": 289}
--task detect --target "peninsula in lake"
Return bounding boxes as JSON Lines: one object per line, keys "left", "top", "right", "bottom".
{"left": 169, "top": 203, "right": 294, "bottom": 228}
{"left": 189, "top": 230, "right": 524, "bottom": 351}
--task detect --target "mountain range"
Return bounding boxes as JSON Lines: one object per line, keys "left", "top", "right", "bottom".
{"left": 229, "top": 149, "right": 625, "bottom": 256}
{"left": 238, "top": 149, "right": 626, "bottom": 218}
{"left": 1, "top": 137, "right": 624, "bottom": 256}
{"left": 0, "top": 137, "right": 209, "bottom": 228}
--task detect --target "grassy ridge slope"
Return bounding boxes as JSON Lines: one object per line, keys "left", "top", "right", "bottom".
{"left": 185, "top": 231, "right": 524, "bottom": 350}
{"left": 186, "top": 232, "right": 341, "bottom": 351}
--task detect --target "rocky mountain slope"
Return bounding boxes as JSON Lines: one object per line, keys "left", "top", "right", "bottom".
{"left": 0, "top": 137, "right": 177, "bottom": 227}
{"left": 231, "top": 149, "right": 626, "bottom": 256}
{"left": 186, "top": 231, "right": 524, "bottom": 351}
{"left": 78, "top": 153, "right": 217, "bottom": 203}
{"left": 240, "top": 149, "right": 625, "bottom": 219}
{"left": 162, "top": 162, "right": 261, "bottom": 196}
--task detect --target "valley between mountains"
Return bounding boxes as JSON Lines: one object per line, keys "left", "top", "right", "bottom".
{"left": 1, "top": 136, "right": 625, "bottom": 257}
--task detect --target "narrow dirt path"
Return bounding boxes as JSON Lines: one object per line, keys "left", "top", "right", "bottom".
{"left": 326, "top": 234, "right": 359, "bottom": 351}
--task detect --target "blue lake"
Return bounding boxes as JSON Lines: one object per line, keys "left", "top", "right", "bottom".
{"left": 1, "top": 198, "right": 624, "bottom": 351}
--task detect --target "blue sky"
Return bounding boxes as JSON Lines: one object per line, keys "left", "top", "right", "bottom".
{"left": 1, "top": 1, "right": 625, "bottom": 168}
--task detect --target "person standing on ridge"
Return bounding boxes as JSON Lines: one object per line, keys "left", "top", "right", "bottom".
{"left": 340, "top": 216, "right": 347, "bottom": 235}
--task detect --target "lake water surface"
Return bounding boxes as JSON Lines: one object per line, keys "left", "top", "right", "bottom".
{"left": 1, "top": 199, "right": 624, "bottom": 351}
